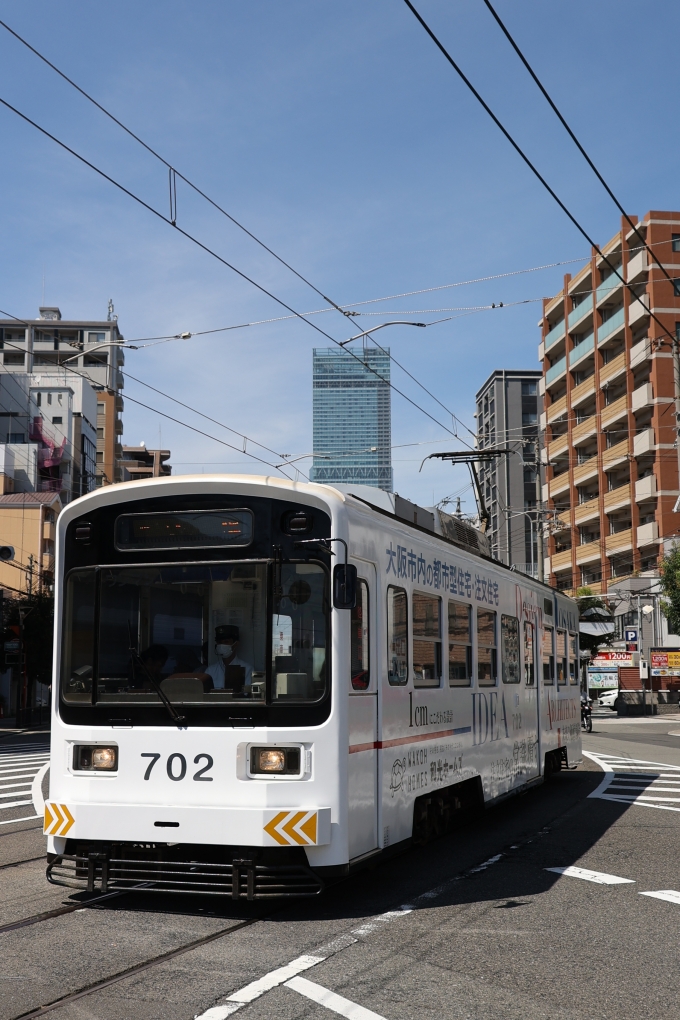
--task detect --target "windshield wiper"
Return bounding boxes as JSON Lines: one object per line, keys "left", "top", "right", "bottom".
{"left": 127, "top": 623, "right": 185, "bottom": 726}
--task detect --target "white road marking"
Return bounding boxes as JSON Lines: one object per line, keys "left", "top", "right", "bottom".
{"left": 31, "top": 761, "right": 49, "bottom": 816}
{"left": 0, "top": 745, "right": 49, "bottom": 823}
{"left": 0, "top": 814, "right": 39, "bottom": 826}
{"left": 545, "top": 866, "right": 635, "bottom": 885}
{"left": 639, "top": 890, "right": 680, "bottom": 905}
{"left": 584, "top": 752, "right": 680, "bottom": 812}
{"left": 285, "top": 976, "right": 387, "bottom": 1019}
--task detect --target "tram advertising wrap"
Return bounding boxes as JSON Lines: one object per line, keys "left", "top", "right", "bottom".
{"left": 44, "top": 476, "right": 581, "bottom": 899}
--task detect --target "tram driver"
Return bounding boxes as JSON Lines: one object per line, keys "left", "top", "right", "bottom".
{"left": 205, "top": 624, "right": 253, "bottom": 693}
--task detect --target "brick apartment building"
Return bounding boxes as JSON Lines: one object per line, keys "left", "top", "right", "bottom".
{"left": 541, "top": 211, "right": 680, "bottom": 594}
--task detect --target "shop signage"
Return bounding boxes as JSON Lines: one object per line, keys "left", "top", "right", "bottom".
{"left": 587, "top": 668, "right": 619, "bottom": 689}
{"left": 650, "top": 649, "right": 680, "bottom": 677}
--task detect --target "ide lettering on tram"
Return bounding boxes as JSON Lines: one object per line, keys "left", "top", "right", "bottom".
{"left": 43, "top": 478, "right": 581, "bottom": 899}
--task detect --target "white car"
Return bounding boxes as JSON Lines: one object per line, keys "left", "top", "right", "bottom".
{"left": 597, "top": 689, "right": 619, "bottom": 710}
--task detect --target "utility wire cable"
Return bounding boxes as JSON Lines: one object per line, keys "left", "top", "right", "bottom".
{"left": 0, "top": 18, "right": 355, "bottom": 324}
{"left": 402, "top": 0, "right": 677, "bottom": 348}
{"left": 0, "top": 310, "right": 300, "bottom": 480}
{"left": 0, "top": 96, "right": 462, "bottom": 444}
{"left": 480, "top": 0, "right": 680, "bottom": 297}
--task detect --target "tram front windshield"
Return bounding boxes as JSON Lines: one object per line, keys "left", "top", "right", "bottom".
{"left": 61, "top": 562, "right": 328, "bottom": 706}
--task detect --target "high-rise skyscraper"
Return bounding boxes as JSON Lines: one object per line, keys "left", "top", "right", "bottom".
{"left": 310, "top": 347, "right": 393, "bottom": 491}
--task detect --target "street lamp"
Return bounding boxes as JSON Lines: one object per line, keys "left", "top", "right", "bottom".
{"left": 61, "top": 339, "right": 133, "bottom": 366}
{"left": 338, "top": 321, "right": 427, "bottom": 347}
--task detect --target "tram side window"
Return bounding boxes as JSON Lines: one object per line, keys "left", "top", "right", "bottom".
{"left": 556, "top": 629, "right": 568, "bottom": 685}
{"left": 477, "top": 609, "right": 497, "bottom": 686}
{"left": 387, "top": 586, "right": 408, "bottom": 686}
{"left": 62, "top": 570, "right": 96, "bottom": 703}
{"left": 569, "top": 633, "right": 578, "bottom": 684}
{"left": 448, "top": 600, "right": 472, "bottom": 686}
{"left": 524, "top": 621, "right": 535, "bottom": 685}
{"left": 501, "top": 615, "right": 520, "bottom": 683}
{"left": 542, "top": 625, "right": 555, "bottom": 684}
{"left": 351, "top": 579, "right": 370, "bottom": 691}
{"left": 413, "top": 592, "right": 441, "bottom": 688}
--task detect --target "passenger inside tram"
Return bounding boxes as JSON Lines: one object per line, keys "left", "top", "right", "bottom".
{"left": 204, "top": 625, "right": 253, "bottom": 692}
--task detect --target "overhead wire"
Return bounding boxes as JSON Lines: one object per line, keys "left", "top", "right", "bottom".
{"left": 401, "top": 0, "right": 678, "bottom": 353}
{"left": 0, "top": 309, "right": 301, "bottom": 481}
{"left": 0, "top": 96, "right": 463, "bottom": 445}
{"left": 480, "top": 0, "right": 680, "bottom": 299}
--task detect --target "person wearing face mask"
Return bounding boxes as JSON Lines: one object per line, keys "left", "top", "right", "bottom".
{"left": 205, "top": 624, "right": 252, "bottom": 692}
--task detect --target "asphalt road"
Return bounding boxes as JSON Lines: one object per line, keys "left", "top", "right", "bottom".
{"left": 3, "top": 720, "right": 680, "bottom": 1020}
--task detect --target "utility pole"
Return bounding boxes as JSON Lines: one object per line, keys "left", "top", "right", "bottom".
{"left": 535, "top": 431, "right": 545, "bottom": 584}
{"left": 27, "top": 554, "right": 34, "bottom": 597}
{"left": 672, "top": 328, "right": 680, "bottom": 511}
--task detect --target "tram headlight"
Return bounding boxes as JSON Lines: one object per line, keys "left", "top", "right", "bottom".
{"left": 250, "top": 746, "right": 301, "bottom": 775}
{"left": 73, "top": 745, "right": 118, "bottom": 771}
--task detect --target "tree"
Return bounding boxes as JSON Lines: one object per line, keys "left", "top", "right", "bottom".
{"left": 659, "top": 545, "right": 680, "bottom": 635}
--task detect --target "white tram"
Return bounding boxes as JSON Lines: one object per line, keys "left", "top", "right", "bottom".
{"left": 46, "top": 475, "right": 581, "bottom": 899}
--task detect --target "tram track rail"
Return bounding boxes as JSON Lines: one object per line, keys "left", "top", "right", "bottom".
{"left": 11, "top": 913, "right": 264, "bottom": 1020}
{"left": 0, "top": 854, "right": 45, "bottom": 871}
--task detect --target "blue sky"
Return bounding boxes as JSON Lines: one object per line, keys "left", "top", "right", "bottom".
{"left": 0, "top": 0, "right": 677, "bottom": 509}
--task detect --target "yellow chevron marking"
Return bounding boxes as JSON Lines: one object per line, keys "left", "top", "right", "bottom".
{"left": 263, "top": 811, "right": 289, "bottom": 845}
{"left": 299, "top": 812, "right": 317, "bottom": 845}
{"left": 281, "top": 811, "right": 307, "bottom": 845}
{"left": 51, "top": 803, "right": 65, "bottom": 835}
{"left": 43, "top": 803, "right": 57, "bottom": 834}
{"left": 59, "top": 804, "right": 75, "bottom": 836}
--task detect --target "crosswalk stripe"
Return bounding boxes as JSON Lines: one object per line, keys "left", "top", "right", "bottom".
{"left": 545, "top": 866, "right": 635, "bottom": 885}
{"left": 640, "top": 890, "right": 680, "bottom": 905}
{"left": 585, "top": 751, "right": 680, "bottom": 813}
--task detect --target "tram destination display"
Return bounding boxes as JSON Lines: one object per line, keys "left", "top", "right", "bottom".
{"left": 114, "top": 509, "right": 253, "bottom": 551}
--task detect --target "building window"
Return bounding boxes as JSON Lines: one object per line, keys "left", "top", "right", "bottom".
{"left": 387, "top": 586, "right": 408, "bottom": 686}
{"left": 52, "top": 416, "right": 62, "bottom": 425}
{"left": 477, "top": 609, "right": 497, "bottom": 686}
{"left": 96, "top": 451, "right": 104, "bottom": 463}
{"left": 9, "top": 433, "right": 24, "bottom": 443}
{"left": 521, "top": 381, "right": 537, "bottom": 395}
{"left": 97, "top": 427, "right": 104, "bottom": 439}
{"left": 350, "top": 579, "right": 369, "bottom": 691}
{"left": 501, "top": 615, "right": 520, "bottom": 683}
{"left": 673, "top": 234, "right": 680, "bottom": 253}
{"left": 3, "top": 353, "right": 25, "bottom": 366}
{"left": 413, "top": 592, "right": 441, "bottom": 687}
{"left": 88, "top": 332, "right": 106, "bottom": 343}
{"left": 36, "top": 393, "right": 41, "bottom": 406}
{"left": 674, "top": 279, "right": 680, "bottom": 297}
{"left": 97, "top": 402, "right": 105, "bottom": 415}
{"left": 448, "top": 600, "right": 471, "bottom": 686}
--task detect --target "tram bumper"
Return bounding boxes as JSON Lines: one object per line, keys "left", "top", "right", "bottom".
{"left": 44, "top": 802, "right": 331, "bottom": 899}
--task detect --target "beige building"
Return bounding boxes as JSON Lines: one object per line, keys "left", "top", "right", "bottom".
{"left": 121, "top": 444, "right": 171, "bottom": 481}
{"left": 0, "top": 491, "right": 61, "bottom": 593}
{"left": 540, "top": 210, "right": 680, "bottom": 594}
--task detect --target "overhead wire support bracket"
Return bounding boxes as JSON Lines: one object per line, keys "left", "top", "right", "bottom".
{"left": 420, "top": 449, "right": 511, "bottom": 534}
{"left": 169, "top": 167, "right": 177, "bottom": 226}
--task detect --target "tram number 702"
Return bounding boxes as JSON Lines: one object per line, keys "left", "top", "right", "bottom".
{"left": 141, "top": 752, "right": 214, "bottom": 782}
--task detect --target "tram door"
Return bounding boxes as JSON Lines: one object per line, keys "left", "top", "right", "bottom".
{"left": 347, "top": 561, "right": 379, "bottom": 860}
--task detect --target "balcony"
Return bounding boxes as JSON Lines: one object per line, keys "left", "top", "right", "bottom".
{"left": 574, "top": 497, "right": 600, "bottom": 525}
{"left": 626, "top": 249, "right": 648, "bottom": 284}
{"left": 605, "top": 529, "right": 633, "bottom": 554}
{"left": 572, "top": 415, "right": 597, "bottom": 445}
{"left": 633, "top": 428, "right": 655, "bottom": 457}
{"left": 596, "top": 271, "right": 624, "bottom": 306}
{"left": 570, "top": 332, "right": 594, "bottom": 369}
{"left": 551, "top": 549, "right": 573, "bottom": 571}
{"left": 547, "top": 393, "right": 568, "bottom": 423}
{"left": 637, "top": 521, "right": 659, "bottom": 546}
{"left": 600, "top": 351, "right": 626, "bottom": 387}
{"left": 630, "top": 336, "right": 650, "bottom": 370}
{"left": 598, "top": 305, "right": 625, "bottom": 343}
{"left": 568, "top": 300, "right": 592, "bottom": 333}
{"left": 573, "top": 458, "right": 599, "bottom": 485}
{"left": 570, "top": 375, "right": 595, "bottom": 408}
{"left": 548, "top": 433, "right": 569, "bottom": 460}
{"left": 600, "top": 393, "right": 628, "bottom": 429}
{"left": 576, "top": 541, "right": 602, "bottom": 565}
{"left": 604, "top": 483, "right": 631, "bottom": 512}
{"left": 549, "top": 472, "right": 571, "bottom": 499}
{"left": 635, "top": 474, "right": 657, "bottom": 501}
{"left": 631, "top": 381, "right": 653, "bottom": 412}
{"left": 545, "top": 318, "right": 566, "bottom": 351}
{"left": 629, "top": 294, "right": 649, "bottom": 327}
{"left": 602, "top": 438, "right": 630, "bottom": 471}
{"left": 546, "top": 354, "right": 567, "bottom": 387}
